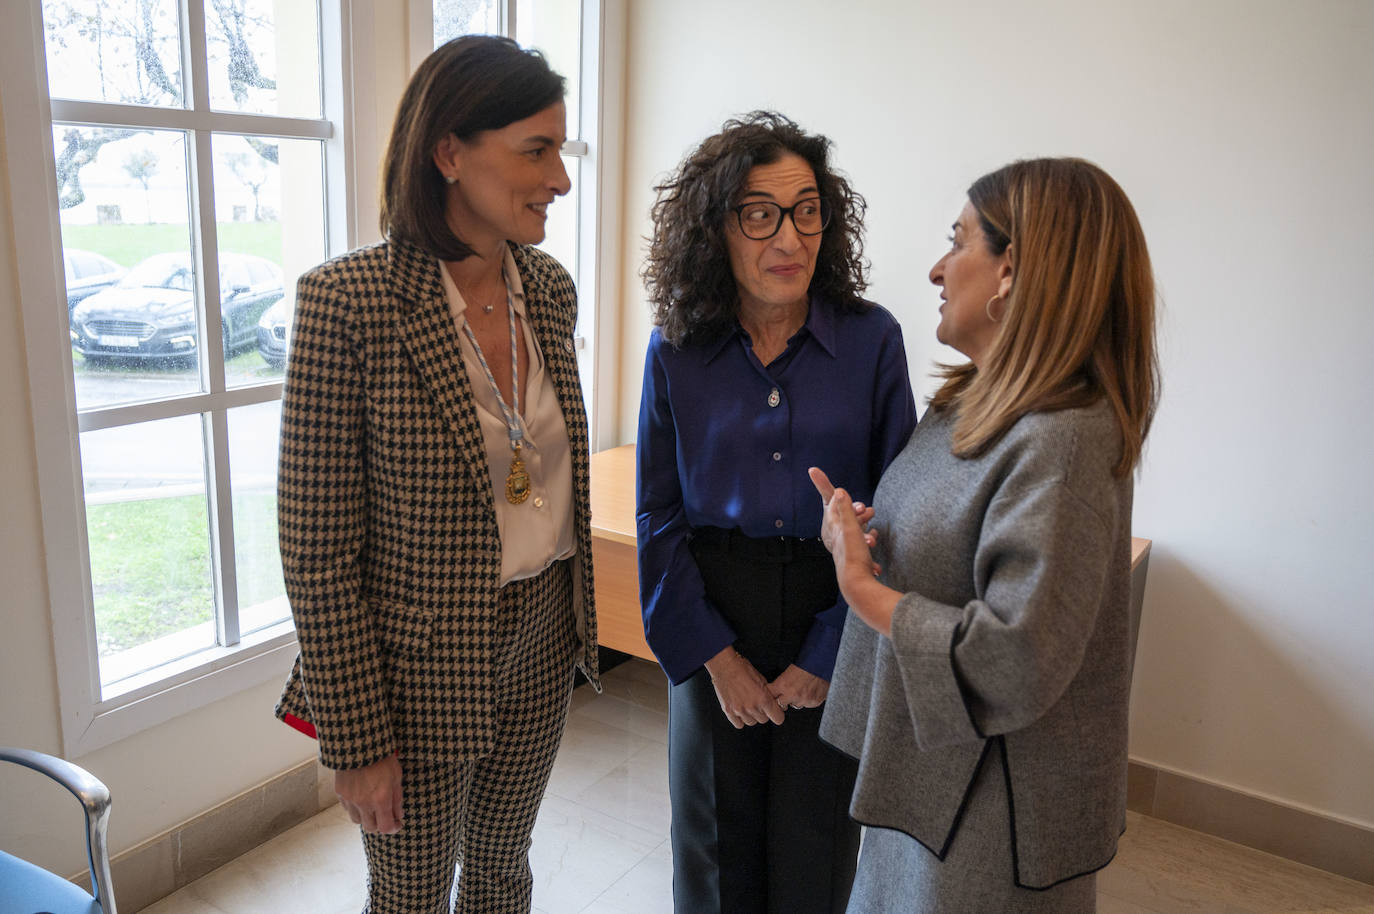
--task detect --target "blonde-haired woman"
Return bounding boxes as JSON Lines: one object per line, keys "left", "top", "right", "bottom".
{"left": 810, "top": 158, "right": 1159, "bottom": 913}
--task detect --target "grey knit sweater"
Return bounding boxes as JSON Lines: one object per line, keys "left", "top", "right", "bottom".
{"left": 819, "top": 399, "right": 1137, "bottom": 889}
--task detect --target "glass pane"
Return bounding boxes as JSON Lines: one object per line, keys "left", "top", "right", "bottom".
{"left": 207, "top": 0, "right": 321, "bottom": 117}
{"left": 434, "top": 0, "right": 502, "bottom": 45}
{"left": 212, "top": 134, "right": 324, "bottom": 386}
{"left": 229, "top": 401, "right": 288, "bottom": 635}
{"left": 537, "top": 154, "right": 578, "bottom": 283}
{"left": 58, "top": 126, "right": 202, "bottom": 407}
{"left": 516, "top": 0, "right": 581, "bottom": 138}
{"left": 42, "top": 0, "right": 184, "bottom": 107}
{"left": 83, "top": 415, "right": 216, "bottom": 691}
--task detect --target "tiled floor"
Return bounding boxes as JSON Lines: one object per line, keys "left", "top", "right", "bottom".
{"left": 140, "top": 659, "right": 1374, "bottom": 914}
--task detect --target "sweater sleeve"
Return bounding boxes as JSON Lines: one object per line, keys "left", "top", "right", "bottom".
{"left": 887, "top": 437, "right": 1120, "bottom": 751}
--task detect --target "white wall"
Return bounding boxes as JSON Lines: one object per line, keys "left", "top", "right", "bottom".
{"left": 0, "top": 7, "right": 414, "bottom": 877}
{"left": 613, "top": 0, "right": 1374, "bottom": 828}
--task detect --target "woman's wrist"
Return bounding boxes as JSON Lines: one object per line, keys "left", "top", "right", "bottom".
{"left": 844, "top": 575, "right": 899, "bottom": 637}
{"left": 704, "top": 644, "right": 742, "bottom": 679}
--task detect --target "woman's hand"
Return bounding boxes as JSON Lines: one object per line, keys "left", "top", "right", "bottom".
{"left": 808, "top": 467, "right": 880, "bottom": 586}
{"left": 334, "top": 755, "right": 404, "bottom": 835}
{"left": 704, "top": 645, "right": 786, "bottom": 728}
{"left": 769, "top": 664, "right": 829, "bottom": 710}
{"left": 809, "top": 467, "right": 901, "bottom": 637}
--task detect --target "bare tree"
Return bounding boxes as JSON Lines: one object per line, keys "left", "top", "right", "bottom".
{"left": 122, "top": 147, "right": 160, "bottom": 223}
{"left": 207, "top": 0, "right": 277, "bottom": 104}
{"left": 46, "top": 0, "right": 277, "bottom": 209}
{"left": 225, "top": 152, "right": 268, "bottom": 221}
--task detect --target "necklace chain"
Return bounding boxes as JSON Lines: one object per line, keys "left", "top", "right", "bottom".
{"left": 460, "top": 266, "right": 531, "bottom": 504}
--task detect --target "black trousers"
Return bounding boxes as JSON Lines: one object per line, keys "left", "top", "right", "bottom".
{"left": 668, "top": 532, "right": 861, "bottom": 914}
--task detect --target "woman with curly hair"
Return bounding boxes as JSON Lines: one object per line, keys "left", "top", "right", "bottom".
{"left": 635, "top": 111, "right": 917, "bottom": 913}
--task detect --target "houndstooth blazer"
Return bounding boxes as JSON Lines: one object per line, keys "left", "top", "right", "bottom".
{"left": 274, "top": 236, "right": 600, "bottom": 770}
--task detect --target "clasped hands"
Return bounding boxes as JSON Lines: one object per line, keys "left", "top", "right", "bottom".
{"left": 706, "top": 470, "right": 880, "bottom": 729}
{"left": 706, "top": 647, "right": 830, "bottom": 728}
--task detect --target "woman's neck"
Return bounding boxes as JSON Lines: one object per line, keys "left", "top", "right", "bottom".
{"left": 738, "top": 297, "right": 807, "bottom": 365}
{"left": 445, "top": 242, "right": 506, "bottom": 286}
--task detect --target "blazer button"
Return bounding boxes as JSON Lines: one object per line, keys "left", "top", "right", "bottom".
{"left": 767, "top": 388, "right": 781, "bottom": 408}
{"left": 563, "top": 338, "right": 575, "bottom": 353}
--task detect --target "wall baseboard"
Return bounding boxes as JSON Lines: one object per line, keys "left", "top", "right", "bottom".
{"left": 77, "top": 754, "right": 1372, "bottom": 910}
{"left": 1127, "top": 759, "right": 1373, "bottom": 886}
{"left": 74, "top": 757, "right": 333, "bottom": 913}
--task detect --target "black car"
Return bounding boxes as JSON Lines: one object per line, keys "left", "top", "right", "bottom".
{"left": 255, "top": 296, "right": 292, "bottom": 369}
{"left": 70, "top": 252, "right": 284, "bottom": 363}
{"left": 63, "top": 248, "right": 125, "bottom": 314}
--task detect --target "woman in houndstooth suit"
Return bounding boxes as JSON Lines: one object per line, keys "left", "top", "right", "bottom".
{"left": 274, "top": 35, "right": 599, "bottom": 914}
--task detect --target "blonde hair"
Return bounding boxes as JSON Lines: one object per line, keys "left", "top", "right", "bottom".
{"left": 930, "top": 158, "right": 1160, "bottom": 476}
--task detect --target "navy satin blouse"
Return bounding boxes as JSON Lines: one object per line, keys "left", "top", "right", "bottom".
{"left": 636, "top": 296, "right": 917, "bottom": 684}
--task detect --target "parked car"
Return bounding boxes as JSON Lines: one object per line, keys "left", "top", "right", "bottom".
{"left": 63, "top": 248, "right": 125, "bottom": 314}
{"left": 256, "top": 296, "right": 293, "bottom": 369}
{"left": 70, "top": 252, "right": 284, "bottom": 363}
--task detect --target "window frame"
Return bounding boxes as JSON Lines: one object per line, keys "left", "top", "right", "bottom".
{"left": 1, "top": 0, "right": 363, "bottom": 756}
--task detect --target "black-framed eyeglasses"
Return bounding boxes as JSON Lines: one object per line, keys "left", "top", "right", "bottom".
{"left": 730, "top": 197, "right": 832, "bottom": 240}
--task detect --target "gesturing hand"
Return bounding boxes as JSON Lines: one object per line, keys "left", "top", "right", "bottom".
{"left": 335, "top": 754, "right": 404, "bottom": 835}
{"left": 808, "top": 467, "right": 880, "bottom": 581}
{"left": 809, "top": 467, "right": 900, "bottom": 637}
{"left": 704, "top": 646, "right": 786, "bottom": 728}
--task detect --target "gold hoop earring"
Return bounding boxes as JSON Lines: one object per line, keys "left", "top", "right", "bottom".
{"left": 985, "top": 294, "right": 1003, "bottom": 323}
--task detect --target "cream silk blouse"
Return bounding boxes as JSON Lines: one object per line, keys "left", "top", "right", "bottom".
{"left": 439, "top": 249, "right": 576, "bottom": 585}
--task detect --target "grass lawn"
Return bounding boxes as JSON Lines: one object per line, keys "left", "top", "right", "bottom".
{"left": 61, "top": 221, "right": 283, "bottom": 267}
{"left": 88, "top": 490, "right": 284, "bottom": 656}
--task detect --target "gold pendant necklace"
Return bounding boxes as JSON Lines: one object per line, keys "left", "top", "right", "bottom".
{"left": 505, "top": 442, "right": 531, "bottom": 504}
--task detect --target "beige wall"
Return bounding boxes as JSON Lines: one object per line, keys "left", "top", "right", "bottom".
{"left": 612, "top": 0, "right": 1374, "bottom": 828}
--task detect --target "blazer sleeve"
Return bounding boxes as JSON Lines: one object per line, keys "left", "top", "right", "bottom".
{"left": 278, "top": 262, "right": 395, "bottom": 769}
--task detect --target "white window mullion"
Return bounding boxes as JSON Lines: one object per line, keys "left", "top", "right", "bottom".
{"left": 183, "top": 0, "right": 240, "bottom": 646}
{"left": 48, "top": 100, "right": 333, "bottom": 140}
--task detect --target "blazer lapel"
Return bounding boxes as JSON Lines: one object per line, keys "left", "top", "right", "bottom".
{"left": 512, "top": 244, "right": 587, "bottom": 453}
{"left": 387, "top": 239, "right": 493, "bottom": 501}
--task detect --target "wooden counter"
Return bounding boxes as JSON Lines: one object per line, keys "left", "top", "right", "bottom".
{"left": 589, "top": 445, "right": 653, "bottom": 660}
{"left": 588, "top": 443, "right": 1152, "bottom": 663}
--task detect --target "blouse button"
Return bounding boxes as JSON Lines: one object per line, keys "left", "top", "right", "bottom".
{"left": 767, "top": 388, "right": 781, "bottom": 408}
{"left": 774, "top": 519, "right": 784, "bottom": 529}
{"left": 534, "top": 496, "right": 545, "bottom": 508}
{"left": 772, "top": 451, "right": 782, "bottom": 461}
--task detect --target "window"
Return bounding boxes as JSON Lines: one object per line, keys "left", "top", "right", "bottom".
{"left": 2, "top": 0, "right": 352, "bottom": 755}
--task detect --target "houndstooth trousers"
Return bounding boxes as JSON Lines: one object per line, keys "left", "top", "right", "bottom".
{"left": 361, "top": 559, "right": 579, "bottom": 914}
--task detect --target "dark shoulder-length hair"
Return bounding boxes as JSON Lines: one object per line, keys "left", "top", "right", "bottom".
{"left": 380, "top": 35, "right": 565, "bottom": 261}
{"left": 642, "top": 111, "right": 869, "bottom": 346}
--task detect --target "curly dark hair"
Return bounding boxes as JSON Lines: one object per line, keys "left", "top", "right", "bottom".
{"left": 642, "top": 111, "right": 869, "bottom": 346}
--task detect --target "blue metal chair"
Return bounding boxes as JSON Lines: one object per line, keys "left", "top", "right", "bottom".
{"left": 0, "top": 747, "right": 116, "bottom": 914}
